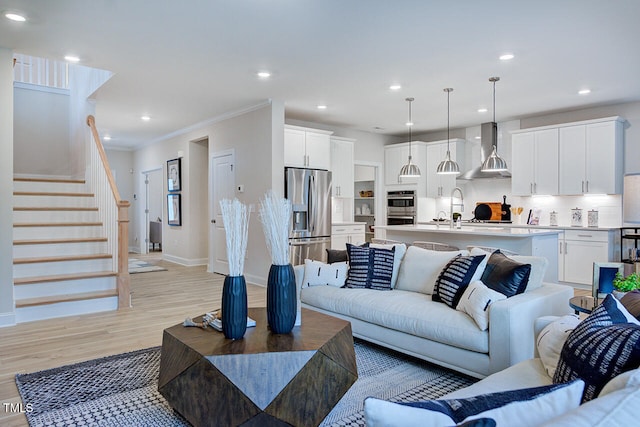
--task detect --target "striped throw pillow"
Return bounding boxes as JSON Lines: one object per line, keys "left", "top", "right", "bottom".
{"left": 432, "top": 254, "right": 487, "bottom": 308}
{"left": 344, "top": 244, "right": 395, "bottom": 290}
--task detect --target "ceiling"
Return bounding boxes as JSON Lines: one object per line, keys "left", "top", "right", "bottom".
{"left": 2, "top": 0, "right": 640, "bottom": 150}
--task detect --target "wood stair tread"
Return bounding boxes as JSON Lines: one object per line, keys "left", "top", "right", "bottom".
{"left": 14, "top": 206, "right": 98, "bottom": 211}
{"left": 14, "top": 253, "right": 112, "bottom": 264}
{"left": 16, "top": 290, "right": 118, "bottom": 308}
{"left": 14, "top": 271, "right": 117, "bottom": 285}
{"left": 14, "top": 237, "right": 108, "bottom": 245}
{"left": 14, "top": 222, "right": 103, "bottom": 227}
{"left": 14, "top": 191, "right": 94, "bottom": 197}
{"left": 14, "top": 177, "right": 86, "bottom": 184}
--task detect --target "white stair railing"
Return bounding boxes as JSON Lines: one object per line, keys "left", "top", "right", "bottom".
{"left": 86, "top": 115, "right": 130, "bottom": 308}
{"left": 13, "top": 53, "right": 68, "bottom": 89}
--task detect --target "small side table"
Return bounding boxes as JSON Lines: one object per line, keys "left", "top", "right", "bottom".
{"left": 569, "top": 296, "right": 602, "bottom": 315}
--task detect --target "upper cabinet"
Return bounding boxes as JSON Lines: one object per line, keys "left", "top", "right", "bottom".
{"left": 511, "top": 116, "right": 624, "bottom": 196}
{"left": 384, "top": 142, "right": 427, "bottom": 187}
{"left": 425, "top": 139, "right": 465, "bottom": 198}
{"left": 511, "top": 129, "right": 559, "bottom": 196}
{"left": 558, "top": 119, "right": 624, "bottom": 195}
{"left": 284, "top": 125, "right": 333, "bottom": 169}
{"left": 330, "top": 137, "right": 355, "bottom": 198}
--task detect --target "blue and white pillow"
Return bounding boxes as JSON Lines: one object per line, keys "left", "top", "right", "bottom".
{"left": 301, "top": 259, "right": 348, "bottom": 288}
{"left": 553, "top": 294, "right": 640, "bottom": 402}
{"left": 432, "top": 254, "right": 487, "bottom": 308}
{"left": 344, "top": 244, "right": 395, "bottom": 290}
{"left": 364, "top": 380, "right": 584, "bottom": 427}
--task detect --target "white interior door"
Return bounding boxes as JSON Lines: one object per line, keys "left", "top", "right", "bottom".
{"left": 209, "top": 150, "right": 235, "bottom": 274}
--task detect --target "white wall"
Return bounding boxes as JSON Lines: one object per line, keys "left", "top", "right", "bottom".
{"left": 14, "top": 85, "right": 71, "bottom": 176}
{"left": 105, "top": 149, "right": 136, "bottom": 249}
{"left": 132, "top": 101, "right": 282, "bottom": 284}
{"left": 0, "top": 48, "right": 15, "bottom": 326}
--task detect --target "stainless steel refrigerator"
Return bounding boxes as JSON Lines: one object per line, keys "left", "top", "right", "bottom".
{"left": 285, "top": 167, "right": 332, "bottom": 265}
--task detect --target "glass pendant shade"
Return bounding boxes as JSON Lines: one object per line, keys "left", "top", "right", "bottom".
{"left": 437, "top": 88, "right": 460, "bottom": 175}
{"left": 481, "top": 145, "right": 508, "bottom": 172}
{"left": 437, "top": 150, "right": 460, "bottom": 174}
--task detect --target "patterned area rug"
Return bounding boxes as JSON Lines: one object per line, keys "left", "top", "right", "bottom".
{"left": 15, "top": 340, "right": 474, "bottom": 427}
{"left": 128, "top": 258, "right": 167, "bottom": 274}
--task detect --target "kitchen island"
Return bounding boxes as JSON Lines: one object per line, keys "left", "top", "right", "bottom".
{"left": 377, "top": 224, "right": 562, "bottom": 282}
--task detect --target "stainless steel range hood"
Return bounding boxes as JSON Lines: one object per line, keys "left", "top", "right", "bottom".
{"left": 458, "top": 122, "right": 511, "bottom": 180}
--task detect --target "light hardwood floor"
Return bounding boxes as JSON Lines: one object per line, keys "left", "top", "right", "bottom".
{"left": 0, "top": 255, "right": 266, "bottom": 427}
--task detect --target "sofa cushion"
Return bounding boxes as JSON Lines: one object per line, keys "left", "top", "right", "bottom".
{"left": 302, "top": 259, "right": 348, "bottom": 288}
{"left": 553, "top": 294, "right": 640, "bottom": 402}
{"left": 470, "top": 247, "right": 547, "bottom": 292}
{"left": 600, "top": 367, "right": 640, "bottom": 397}
{"left": 344, "top": 243, "right": 395, "bottom": 290}
{"left": 301, "top": 286, "right": 488, "bottom": 353}
{"left": 369, "top": 242, "right": 407, "bottom": 289}
{"left": 536, "top": 314, "right": 581, "bottom": 378}
{"left": 364, "top": 380, "right": 584, "bottom": 427}
{"left": 456, "top": 281, "right": 507, "bottom": 331}
{"left": 395, "top": 246, "right": 467, "bottom": 295}
{"left": 433, "top": 255, "right": 488, "bottom": 308}
{"left": 480, "top": 251, "right": 531, "bottom": 297}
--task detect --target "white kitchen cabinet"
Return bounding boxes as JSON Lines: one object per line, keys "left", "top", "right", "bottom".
{"left": 511, "top": 129, "right": 558, "bottom": 196}
{"left": 558, "top": 230, "right": 613, "bottom": 285}
{"left": 284, "top": 125, "right": 332, "bottom": 169}
{"left": 330, "top": 137, "right": 355, "bottom": 198}
{"left": 331, "top": 224, "right": 366, "bottom": 250}
{"left": 425, "top": 139, "right": 464, "bottom": 198}
{"left": 559, "top": 119, "right": 624, "bottom": 195}
{"left": 384, "top": 142, "right": 427, "bottom": 187}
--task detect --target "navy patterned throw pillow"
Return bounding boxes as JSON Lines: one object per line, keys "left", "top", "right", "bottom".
{"left": 553, "top": 294, "right": 640, "bottom": 402}
{"left": 433, "top": 254, "right": 487, "bottom": 308}
{"left": 344, "top": 243, "right": 395, "bottom": 290}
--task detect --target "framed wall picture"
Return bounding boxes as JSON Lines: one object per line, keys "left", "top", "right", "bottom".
{"left": 167, "top": 158, "right": 181, "bottom": 192}
{"left": 167, "top": 194, "right": 182, "bottom": 226}
{"left": 592, "top": 262, "right": 624, "bottom": 298}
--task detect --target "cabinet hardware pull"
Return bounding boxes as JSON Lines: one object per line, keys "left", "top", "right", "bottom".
{"left": 577, "top": 234, "right": 592, "bottom": 238}
{"left": 582, "top": 181, "right": 584, "bottom": 193}
{"left": 530, "top": 183, "right": 533, "bottom": 194}
{"left": 586, "top": 181, "right": 589, "bottom": 192}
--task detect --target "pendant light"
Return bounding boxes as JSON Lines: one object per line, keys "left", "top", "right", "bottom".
{"left": 437, "top": 88, "right": 460, "bottom": 175}
{"left": 399, "top": 97, "right": 421, "bottom": 178}
{"left": 482, "top": 77, "right": 508, "bottom": 172}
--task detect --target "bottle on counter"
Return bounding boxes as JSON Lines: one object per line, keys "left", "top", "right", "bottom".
{"left": 456, "top": 216, "right": 461, "bottom": 229}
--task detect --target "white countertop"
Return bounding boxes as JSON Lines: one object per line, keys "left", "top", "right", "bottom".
{"left": 332, "top": 222, "right": 367, "bottom": 226}
{"left": 379, "top": 224, "right": 562, "bottom": 238}
{"left": 418, "top": 221, "right": 619, "bottom": 232}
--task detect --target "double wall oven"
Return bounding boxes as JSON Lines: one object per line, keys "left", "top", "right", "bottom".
{"left": 386, "top": 190, "right": 416, "bottom": 225}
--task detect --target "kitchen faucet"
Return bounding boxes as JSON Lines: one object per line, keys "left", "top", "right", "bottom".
{"left": 450, "top": 187, "right": 464, "bottom": 229}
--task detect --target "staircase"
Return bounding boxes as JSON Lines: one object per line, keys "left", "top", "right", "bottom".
{"left": 13, "top": 177, "right": 119, "bottom": 323}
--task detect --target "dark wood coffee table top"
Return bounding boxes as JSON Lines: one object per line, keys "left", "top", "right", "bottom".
{"left": 158, "top": 307, "right": 357, "bottom": 427}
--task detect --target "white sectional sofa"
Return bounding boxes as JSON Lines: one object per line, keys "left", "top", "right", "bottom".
{"left": 295, "top": 245, "right": 574, "bottom": 379}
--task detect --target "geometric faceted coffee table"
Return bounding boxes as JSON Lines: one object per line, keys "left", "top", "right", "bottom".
{"left": 158, "top": 307, "right": 357, "bottom": 427}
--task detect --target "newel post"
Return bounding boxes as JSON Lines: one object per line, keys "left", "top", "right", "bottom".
{"left": 117, "top": 200, "right": 131, "bottom": 308}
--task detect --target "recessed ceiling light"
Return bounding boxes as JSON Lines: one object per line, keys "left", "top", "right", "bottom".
{"left": 405, "top": 121, "right": 413, "bottom": 126}
{"left": 64, "top": 55, "right": 80, "bottom": 63}
{"left": 103, "top": 135, "right": 112, "bottom": 141}
{"left": 4, "top": 12, "right": 26, "bottom": 22}
{"left": 317, "top": 105, "right": 327, "bottom": 110}
{"left": 389, "top": 84, "right": 402, "bottom": 91}
{"left": 499, "top": 53, "right": 514, "bottom": 61}
{"left": 477, "top": 108, "right": 488, "bottom": 113}
{"left": 141, "top": 115, "right": 151, "bottom": 121}
{"left": 578, "top": 89, "right": 591, "bottom": 95}
{"left": 475, "top": 136, "right": 481, "bottom": 140}
{"left": 257, "top": 71, "right": 271, "bottom": 78}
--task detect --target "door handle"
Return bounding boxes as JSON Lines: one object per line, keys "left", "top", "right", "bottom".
{"left": 211, "top": 219, "right": 216, "bottom": 224}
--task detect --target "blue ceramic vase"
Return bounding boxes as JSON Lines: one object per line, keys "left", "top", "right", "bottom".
{"left": 267, "top": 264, "right": 296, "bottom": 334}
{"left": 222, "top": 275, "right": 247, "bottom": 339}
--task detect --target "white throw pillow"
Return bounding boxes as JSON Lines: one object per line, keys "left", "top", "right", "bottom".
{"left": 395, "top": 246, "right": 466, "bottom": 295}
{"left": 456, "top": 280, "right": 507, "bottom": 331}
{"left": 536, "top": 314, "right": 581, "bottom": 378}
{"left": 539, "top": 385, "right": 640, "bottom": 427}
{"left": 302, "top": 259, "right": 348, "bottom": 288}
{"left": 364, "top": 380, "right": 584, "bottom": 427}
{"left": 600, "top": 367, "right": 640, "bottom": 396}
{"left": 370, "top": 242, "right": 407, "bottom": 289}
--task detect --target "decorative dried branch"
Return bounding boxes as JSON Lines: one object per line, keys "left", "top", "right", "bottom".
{"left": 259, "top": 191, "right": 292, "bottom": 266}
{"left": 220, "top": 198, "right": 250, "bottom": 276}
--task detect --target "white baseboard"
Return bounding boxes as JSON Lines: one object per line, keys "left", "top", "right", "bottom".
{"left": 129, "top": 246, "right": 141, "bottom": 254}
{"left": 162, "top": 254, "right": 208, "bottom": 267}
{"left": 245, "top": 273, "right": 267, "bottom": 287}
{"left": 0, "top": 311, "right": 16, "bottom": 328}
